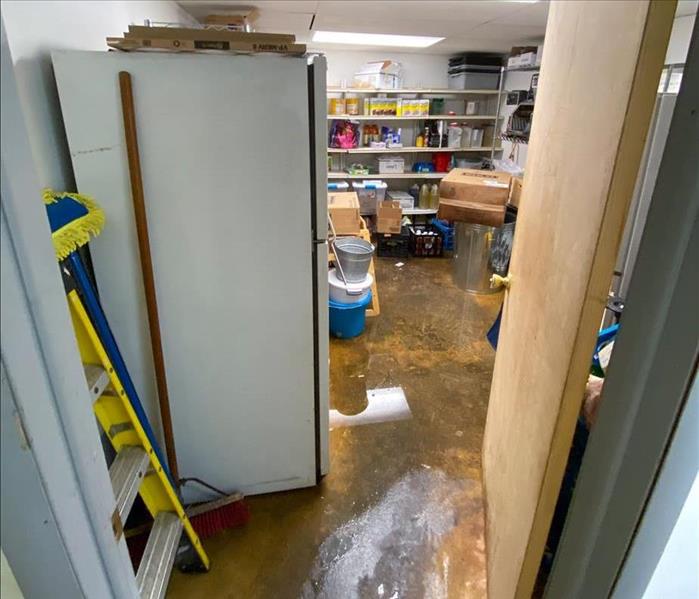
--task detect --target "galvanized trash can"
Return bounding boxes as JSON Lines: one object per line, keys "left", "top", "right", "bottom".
{"left": 452, "top": 211, "right": 516, "bottom": 294}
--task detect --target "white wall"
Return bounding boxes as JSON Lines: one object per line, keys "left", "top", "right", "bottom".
{"left": 2, "top": 1, "right": 195, "bottom": 191}
{"left": 665, "top": 13, "right": 697, "bottom": 64}
{"left": 613, "top": 375, "right": 699, "bottom": 599}
{"left": 319, "top": 48, "right": 449, "bottom": 88}
{"left": 642, "top": 473, "right": 699, "bottom": 599}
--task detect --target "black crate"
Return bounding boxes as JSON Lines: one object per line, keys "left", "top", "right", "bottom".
{"left": 376, "top": 227, "right": 410, "bottom": 258}
{"left": 409, "top": 225, "right": 443, "bottom": 257}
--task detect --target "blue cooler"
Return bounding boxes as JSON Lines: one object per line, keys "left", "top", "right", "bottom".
{"left": 329, "top": 292, "right": 372, "bottom": 338}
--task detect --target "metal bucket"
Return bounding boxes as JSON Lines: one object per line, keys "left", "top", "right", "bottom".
{"left": 453, "top": 213, "right": 516, "bottom": 294}
{"left": 333, "top": 237, "right": 374, "bottom": 283}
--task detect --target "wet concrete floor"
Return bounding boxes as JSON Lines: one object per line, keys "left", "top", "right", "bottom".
{"left": 168, "top": 257, "right": 502, "bottom": 599}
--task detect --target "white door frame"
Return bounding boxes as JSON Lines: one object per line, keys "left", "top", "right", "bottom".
{"left": 545, "top": 20, "right": 698, "bottom": 599}
{"left": 0, "top": 19, "right": 135, "bottom": 598}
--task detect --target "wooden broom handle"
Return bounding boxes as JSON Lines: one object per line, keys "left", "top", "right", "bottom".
{"left": 119, "top": 71, "right": 179, "bottom": 482}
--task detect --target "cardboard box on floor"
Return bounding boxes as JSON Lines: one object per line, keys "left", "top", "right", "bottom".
{"left": 438, "top": 168, "right": 511, "bottom": 226}
{"left": 377, "top": 201, "right": 403, "bottom": 234}
{"left": 329, "top": 192, "right": 361, "bottom": 235}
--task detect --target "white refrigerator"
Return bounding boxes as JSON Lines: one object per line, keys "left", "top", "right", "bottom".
{"left": 53, "top": 50, "right": 329, "bottom": 501}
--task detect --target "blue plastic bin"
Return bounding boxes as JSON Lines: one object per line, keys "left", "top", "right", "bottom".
{"left": 329, "top": 293, "right": 372, "bottom": 338}
{"left": 431, "top": 218, "right": 454, "bottom": 251}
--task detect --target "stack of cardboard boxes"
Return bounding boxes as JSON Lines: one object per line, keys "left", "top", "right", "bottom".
{"left": 437, "top": 169, "right": 512, "bottom": 227}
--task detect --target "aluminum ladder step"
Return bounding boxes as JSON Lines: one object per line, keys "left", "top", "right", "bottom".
{"left": 137, "top": 512, "right": 183, "bottom": 599}
{"left": 109, "top": 446, "right": 149, "bottom": 523}
{"left": 84, "top": 363, "right": 110, "bottom": 402}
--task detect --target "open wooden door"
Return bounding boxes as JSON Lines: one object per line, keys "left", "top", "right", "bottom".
{"left": 481, "top": 2, "right": 676, "bottom": 598}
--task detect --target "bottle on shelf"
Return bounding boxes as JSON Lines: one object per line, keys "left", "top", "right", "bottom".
{"left": 418, "top": 183, "right": 430, "bottom": 209}
{"left": 429, "top": 184, "right": 440, "bottom": 209}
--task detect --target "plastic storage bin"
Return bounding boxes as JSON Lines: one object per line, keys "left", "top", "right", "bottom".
{"left": 328, "top": 181, "right": 349, "bottom": 191}
{"left": 448, "top": 70, "right": 500, "bottom": 90}
{"left": 378, "top": 156, "right": 405, "bottom": 174}
{"left": 431, "top": 218, "right": 454, "bottom": 251}
{"left": 328, "top": 268, "right": 373, "bottom": 304}
{"left": 376, "top": 227, "right": 410, "bottom": 258}
{"left": 329, "top": 293, "right": 372, "bottom": 338}
{"left": 386, "top": 191, "right": 414, "bottom": 210}
{"left": 352, "top": 180, "right": 387, "bottom": 215}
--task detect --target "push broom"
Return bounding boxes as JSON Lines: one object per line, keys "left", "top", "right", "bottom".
{"left": 118, "top": 70, "right": 249, "bottom": 539}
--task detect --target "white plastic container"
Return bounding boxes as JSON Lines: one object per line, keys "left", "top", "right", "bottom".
{"left": 378, "top": 156, "right": 405, "bottom": 174}
{"left": 352, "top": 180, "right": 387, "bottom": 215}
{"left": 329, "top": 268, "right": 373, "bottom": 304}
{"left": 387, "top": 191, "right": 414, "bottom": 210}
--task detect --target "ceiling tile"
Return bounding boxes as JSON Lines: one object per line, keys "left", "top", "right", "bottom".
{"left": 488, "top": 1, "right": 550, "bottom": 27}
{"left": 314, "top": 0, "right": 519, "bottom": 24}
{"left": 462, "top": 22, "right": 546, "bottom": 43}
{"left": 312, "top": 14, "right": 486, "bottom": 37}
{"left": 256, "top": 10, "right": 314, "bottom": 31}
{"left": 177, "top": 1, "right": 318, "bottom": 21}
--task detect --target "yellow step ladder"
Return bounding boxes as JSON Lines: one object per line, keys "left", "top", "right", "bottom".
{"left": 68, "top": 289, "right": 209, "bottom": 598}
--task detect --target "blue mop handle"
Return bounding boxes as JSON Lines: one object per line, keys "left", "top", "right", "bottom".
{"left": 68, "top": 252, "right": 174, "bottom": 485}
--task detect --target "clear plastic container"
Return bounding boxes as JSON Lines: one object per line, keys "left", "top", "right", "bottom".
{"left": 352, "top": 180, "right": 387, "bottom": 215}
{"left": 447, "top": 124, "right": 463, "bottom": 148}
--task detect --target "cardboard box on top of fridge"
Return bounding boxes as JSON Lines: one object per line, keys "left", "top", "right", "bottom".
{"left": 377, "top": 200, "right": 403, "bottom": 235}
{"left": 509, "top": 176, "right": 524, "bottom": 208}
{"left": 328, "top": 191, "right": 361, "bottom": 235}
{"left": 439, "top": 169, "right": 512, "bottom": 206}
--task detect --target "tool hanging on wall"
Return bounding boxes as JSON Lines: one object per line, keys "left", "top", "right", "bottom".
{"left": 118, "top": 71, "right": 249, "bottom": 537}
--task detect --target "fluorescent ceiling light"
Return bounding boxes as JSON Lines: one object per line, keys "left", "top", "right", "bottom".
{"left": 312, "top": 31, "right": 444, "bottom": 48}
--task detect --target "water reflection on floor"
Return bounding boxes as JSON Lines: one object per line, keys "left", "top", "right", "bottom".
{"left": 168, "top": 258, "right": 501, "bottom": 599}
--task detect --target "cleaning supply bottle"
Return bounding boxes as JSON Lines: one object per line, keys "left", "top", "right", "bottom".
{"left": 419, "top": 183, "right": 430, "bottom": 209}
{"left": 429, "top": 183, "right": 440, "bottom": 209}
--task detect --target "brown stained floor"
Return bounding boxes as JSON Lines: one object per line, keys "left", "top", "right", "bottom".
{"left": 168, "top": 257, "right": 502, "bottom": 599}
